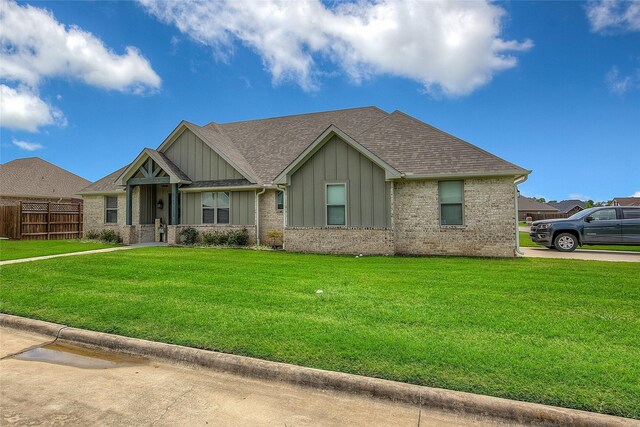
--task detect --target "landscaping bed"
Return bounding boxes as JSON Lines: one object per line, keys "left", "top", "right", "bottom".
{"left": 0, "top": 239, "right": 120, "bottom": 261}
{"left": 1, "top": 248, "right": 638, "bottom": 418}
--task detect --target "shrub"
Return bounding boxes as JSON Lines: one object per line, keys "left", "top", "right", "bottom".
{"left": 179, "top": 227, "right": 198, "bottom": 245}
{"left": 266, "top": 229, "right": 283, "bottom": 247}
{"left": 228, "top": 228, "right": 249, "bottom": 246}
{"left": 85, "top": 230, "right": 100, "bottom": 240}
{"left": 202, "top": 231, "right": 229, "bottom": 246}
{"left": 98, "top": 229, "right": 120, "bottom": 244}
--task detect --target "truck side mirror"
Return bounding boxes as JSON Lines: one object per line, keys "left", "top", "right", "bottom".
{"left": 585, "top": 216, "right": 593, "bottom": 223}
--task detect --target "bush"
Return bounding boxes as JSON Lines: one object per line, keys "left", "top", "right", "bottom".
{"left": 98, "top": 229, "right": 120, "bottom": 244}
{"left": 202, "top": 231, "right": 229, "bottom": 246}
{"left": 179, "top": 227, "right": 199, "bottom": 245}
{"left": 85, "top": 230, "right": 100, "bottom": 240}
{"left": 228, "top": 228, "right": 249, "bottom": 246}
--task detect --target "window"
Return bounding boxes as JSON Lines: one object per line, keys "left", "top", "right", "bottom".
{"left": 326, "top": 184, "right": 346, "bottom": 225}
{"left": 105, "top": 196, "right": 118, "bottom": 223}
{"left": 202, "top": 192, "right": 230, "bottom": 224}
{"left": 622, "top": 209, "right": 640, "bottom": 219}
{"left": 590, "top": 208, "right": 616, "bottom": 221}
{"left": 276, "top": 191, "right": 284, "bottom": 210}
{"left": 439, "top": 181, "right": 464, "bottom": 225}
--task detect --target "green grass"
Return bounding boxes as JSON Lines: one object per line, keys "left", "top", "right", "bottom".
{"left": 1, "top": 248, "right": 639, "bottom": 418}
{"left": 0, "top": 239, "right": 120, "bottom": 261}
{"left": 519, "top": 231, "right": 640, "bottom": 252}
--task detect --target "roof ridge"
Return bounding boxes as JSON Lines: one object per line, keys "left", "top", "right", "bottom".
{"left": 392, "top": 110, "right": 529, "bottom": 174}
{"left": 215, "top": 106, "right": 386, "bottom": 126}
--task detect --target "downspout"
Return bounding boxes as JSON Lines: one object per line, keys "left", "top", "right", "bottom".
{"left": 255, "top": 187, "right": 267, "bottom": 246}
{"left": 514, "top": 175, "right": 528, "bottom": 256}
{"left": 277, "top": 184, "right": 287, "bottom": 250}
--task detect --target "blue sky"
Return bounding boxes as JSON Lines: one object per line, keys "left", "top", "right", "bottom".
{"left": 1, "top": 0, "right": 638, "bottom": 202}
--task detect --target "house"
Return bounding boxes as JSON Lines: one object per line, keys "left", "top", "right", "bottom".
{"left": 517, "top": 196, "right": 559, "bottom": 221}
{"left": 612, "top": 197, "right": 640, "bottom": 207}
{"left": 549, "top": 199, "right": 585, "bottom": 216}
{"left": 80, "top": 107, "right": 530, "bottom": 257}
{"left": 0, "top": 157, "right": 90, "bottom": 206}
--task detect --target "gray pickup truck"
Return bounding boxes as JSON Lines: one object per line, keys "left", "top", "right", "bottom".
{"left": 530, "top": 206, "right": 640, "bottom": 251}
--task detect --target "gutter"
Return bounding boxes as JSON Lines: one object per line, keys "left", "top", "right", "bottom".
{"left": 255, "top": 187, "right": 267, "bottom": 245}
{"left": 514, "top": 175, "right": 529, "bottom": 256}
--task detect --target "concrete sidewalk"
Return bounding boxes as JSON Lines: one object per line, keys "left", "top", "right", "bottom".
{"left": 520, "top": 247, "right": 640, "bottom": 262}
{"left": 0, "top": 328, "right": 510, "bottom": 426}
{"left": 0, "top": 246, "right": 132, "bottom": 266}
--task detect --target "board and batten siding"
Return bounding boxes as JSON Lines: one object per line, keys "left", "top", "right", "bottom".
{"left": 164, "top": 129, "right": 244, "bottom": 181}
{"left": 181, "top": 191, "right": 255, "bottom": 225}
{"left": 288, "top": 135, "right": 391, "bottom": 227}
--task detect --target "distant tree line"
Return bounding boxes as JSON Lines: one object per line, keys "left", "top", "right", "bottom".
{"left": 528, "top": 197, "right": 612, "bottom": 207}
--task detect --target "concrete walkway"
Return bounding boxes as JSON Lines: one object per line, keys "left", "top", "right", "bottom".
{"left": 0, "top": 246, "right": 132, "bottom": 266}
{"left": 0, "top": 328, "right": 512, "bottom": 426}
{"left": 521, "top": 247, "right": 640, "bottom": 262}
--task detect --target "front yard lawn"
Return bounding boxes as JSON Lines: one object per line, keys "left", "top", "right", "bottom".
{"left": 0, "top": 239, "right": 119, "bottom": 261}
{"left": 519, "top": 231, "right": 640, "bottom": 252}
{"left": 1, "top": 248, "right": 638, "bottom": 418}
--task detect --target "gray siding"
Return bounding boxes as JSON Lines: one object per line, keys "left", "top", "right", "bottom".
{"left": 181, "top": 191, "right": 255, "bottom": 225}
{"left": 164, "top": 129, "right": 244, "bottom": 181}
{"left": 288, "top": 135, "right": 391, "bottom": 227}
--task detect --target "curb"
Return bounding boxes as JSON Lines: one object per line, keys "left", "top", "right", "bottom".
{"left": 1, "top": 313, "right": 636, "bottom": 427}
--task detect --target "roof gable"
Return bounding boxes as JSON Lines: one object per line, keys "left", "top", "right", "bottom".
{"left": 273, "top": 125, "right": 400, "bottom": 184}
{"left": 116, "top": 148, "right": 191, "bottom": 185}
{"left": 518, "top": 196, "right": 558, "bottom": 212}
{"left": 0, "top": 157, "right": 90, "bottom": 198}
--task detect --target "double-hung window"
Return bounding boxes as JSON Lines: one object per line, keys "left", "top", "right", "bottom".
{"left": 276, "top": 191, "right": 284, "bottom": 210}
{"left": 105, "top": 196, "right": 118, "bottom": 224}
{"left": 202, "top": 192, "right": 230, "bottom": 224}
{"left": 326, "top": 184, "right": 346, "bottom": 226}
{"left": 439, "top": 181, "right": 464, "bottom": 225}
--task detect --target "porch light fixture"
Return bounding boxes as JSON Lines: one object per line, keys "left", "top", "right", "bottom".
{"left": 156, "top": 199, "right": 163, "bottom": 209}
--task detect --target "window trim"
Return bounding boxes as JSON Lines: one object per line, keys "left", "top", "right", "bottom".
{"left": 104, "top": 195, "right": 118, "bottom": 224}
{"left": 438, "top": 180, "right": 464, "bottom": 227}
{"left": 201, "top": 191, "right": 231, "bottom": 225}
{"left": 276, "top": 190, "right": 284, "bottom": 211}
{"left": 325, "top": 182, "right": 347, "bottom": 227}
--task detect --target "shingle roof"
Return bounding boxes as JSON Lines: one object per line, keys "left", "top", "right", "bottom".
{"left": 549, "top": 199, "right": 586, "bottom": 213}
{"left": 144, "top": 149, "right": 191, "bottom": 183}
{"left": 0, "top": 157, "right": 91, "bottom": 198}
{"left": 84, "top": 106, "right": 529, "bottom": 193}
{"left": 518, "top": 196, "right": 559, "bottom": 212}
{"left": 613, "top": 197, "right": 640, "bottom": 206}
{"left": 79, "top": 166, "right": 127, "bottom": 194}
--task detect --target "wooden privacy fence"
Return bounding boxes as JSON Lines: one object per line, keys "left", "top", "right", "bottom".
{"left": 19, "top": 202, "right": 83, "bottom": 240}
{"left": 0, "top": 205, "right": 20, "bottom": 239}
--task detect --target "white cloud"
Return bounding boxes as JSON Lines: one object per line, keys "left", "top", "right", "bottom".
{"left": 0, "top": 85, "right": 66, "bottom": 132}
{"left": 632, "top": 191, "right": 640, "bottom": 197}
{"left": 12, "top": 138, "right": 43, "bottom": 151}
{"left": 586, "top": 0, "right": 640, "bottom": 33}
{"left": 139, "top": 0, "right": 532, "bottom": 96}
{"left": 568, "top": 193, "right": 590, "bottom": 201}
{"left": 605, "top": 66, "right": 639, "bottom": 94}
{"left": 0, "top": 0, "right": 161, "bottom": 132}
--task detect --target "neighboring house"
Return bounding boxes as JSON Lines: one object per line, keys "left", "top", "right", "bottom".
{"left": 612, "top": 197, "right": 640, "bottom": 207}
{"left": 549, "top": 199, "right": 586, "bottom": 216}
{"left": 80, "top": 107, "right": 530, "bottom": 257}
{"left": 517, "top": 196, "right": 559, "bottom": 221}
{"left": 0, "top": 157, "right": 90, "bottom": 205}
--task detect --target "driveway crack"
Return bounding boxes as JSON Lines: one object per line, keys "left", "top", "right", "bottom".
{"left": 150, "top": 385, "right": 194, "bottom": 426}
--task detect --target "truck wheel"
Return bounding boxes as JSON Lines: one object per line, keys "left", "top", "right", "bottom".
{"left": 554, "top": 233, "right": 577, "bottom": 252}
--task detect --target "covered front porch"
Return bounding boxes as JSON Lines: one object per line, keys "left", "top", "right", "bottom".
{"left": 117, "top": 148, "right": 191, "bottom": 244}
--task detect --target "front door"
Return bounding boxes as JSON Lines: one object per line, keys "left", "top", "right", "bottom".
{"left": 583, "top": 208, "right": 621, "bottom": 244}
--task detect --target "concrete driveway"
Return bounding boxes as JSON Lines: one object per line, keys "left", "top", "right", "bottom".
{"left": 520, "top": 247, "right": 640, "bottom": 262}
{"left": 1, "top": 328, "right": 513, "bottom": 427}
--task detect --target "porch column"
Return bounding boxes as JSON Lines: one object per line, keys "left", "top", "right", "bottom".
{"left": 126, "top": 184, "right": 133, "bottom": 226}
{"left": 171, "top": 183, "right": 178, "bottom": 225}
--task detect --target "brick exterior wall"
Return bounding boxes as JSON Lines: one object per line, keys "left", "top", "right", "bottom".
{"left": 258, "top": 189, "right": 284, "bottom": 245}
{"left": 83, "top": 194, "right": 126, "bottom": 237}
{"left": 393, "top": 178, "right": 517, "bottom": 257}
{"left": 285, "top": 227, "right": 394, "bottom": 255}
{"left": 168, "top": 224, "right": 257, "bottom": 245}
